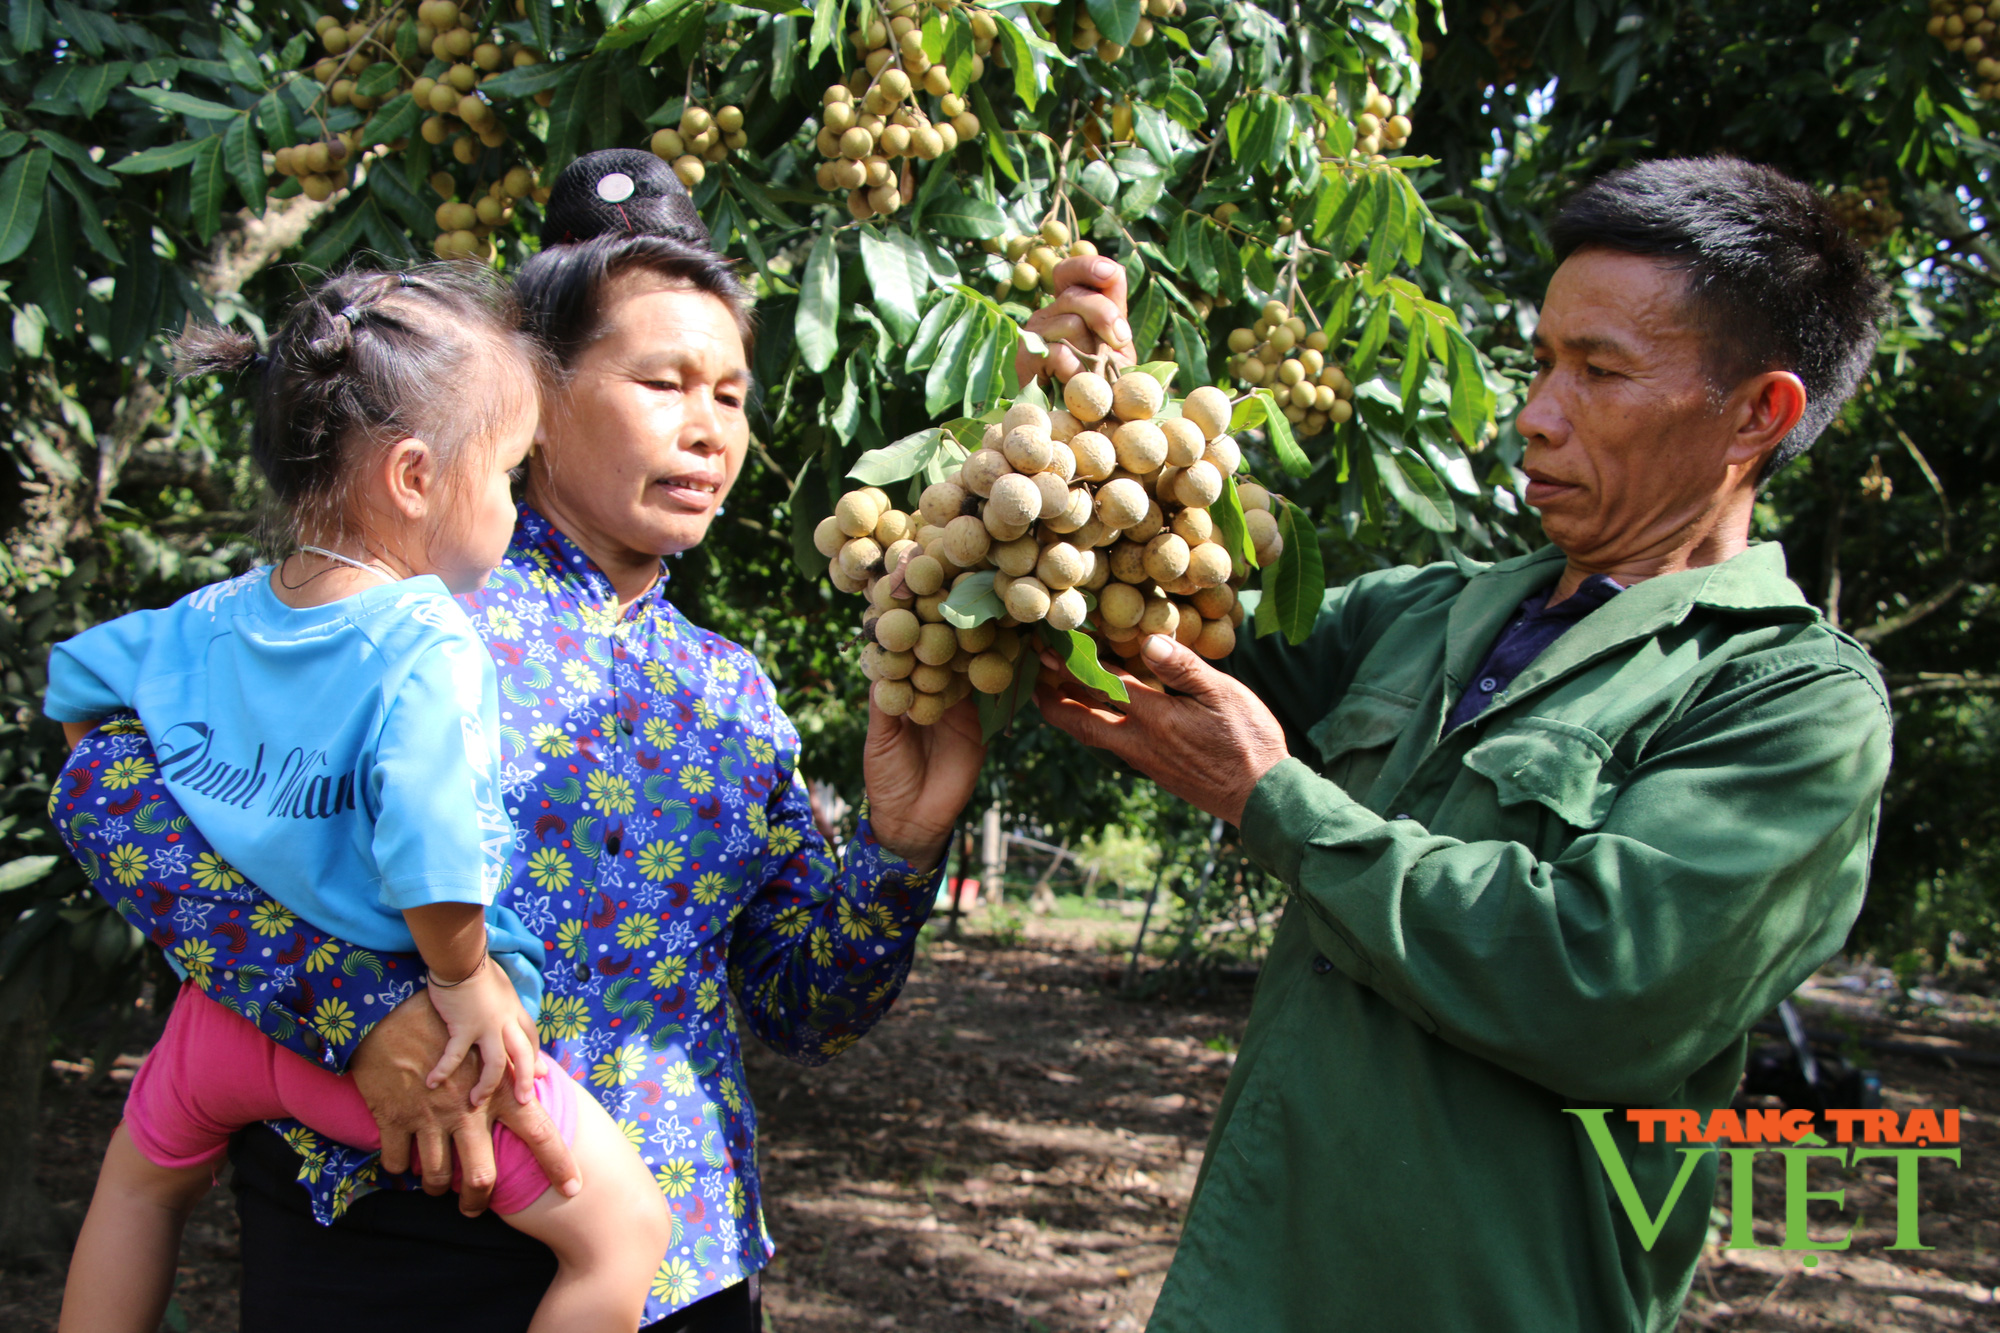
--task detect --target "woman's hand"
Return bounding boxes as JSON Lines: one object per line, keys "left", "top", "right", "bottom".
{"left": 862, "top": 696, "right": 985, "bottom": 873}
{"left": 349, "top": 990, "right": 579, "bottom": 1215}
{"left": 1016, "top": 256, "right": 1137, "bottom": 387}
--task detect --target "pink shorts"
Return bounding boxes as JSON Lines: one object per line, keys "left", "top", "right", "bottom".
{"left": 124, "top": 983, "right": 580, "bottom": 1217}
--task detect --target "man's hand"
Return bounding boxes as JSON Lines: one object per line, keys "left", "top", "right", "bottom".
{"left": 862, "top": 696, "right": 985, "bottom": 874}
{"left": 349, "top": 990, "right": 580, "bottom": 1215}
{"left": 1035, "top": 634, "right": 1290, "bottom": 827}
{"left": 1016, "top": 256, "right": 1137, "bottom": 387}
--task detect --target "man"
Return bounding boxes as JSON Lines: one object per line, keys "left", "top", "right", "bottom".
{"left": 1038, "top": 158, "right": 1893, "bottom": 1330}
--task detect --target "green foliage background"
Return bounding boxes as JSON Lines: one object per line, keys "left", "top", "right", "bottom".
{"left": 0, "top": 0, "right": 1996, "bottom": 1250}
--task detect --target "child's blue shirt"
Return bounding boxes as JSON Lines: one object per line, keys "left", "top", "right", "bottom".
{"left": 45, "top": 568, "right": 542, "bottom": 1013}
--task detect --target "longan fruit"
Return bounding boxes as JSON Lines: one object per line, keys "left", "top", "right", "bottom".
{"left": 1182, "top": 385, "right": 1233, "bottom": 440}
{"left": 1173, "top": 507, "right": 1215, "bottom": 545}
{"left": 1245, "top": 507, "right": 1283, "bottom": 561}
{"left": 1186, "top": 542, "right": 1232, "bottom": 589}
{"left": 839, "top": 536, "right": 886, "bottom": 581}
{"left": 1193, "top": 616, "right": 1237, "bottom": 660}
{"left": 993, "top": 535, "right": 1041, "bottom": 577}
{"left": 984, "top": 512, "right": 1030, "bottom": 542}
{"left": 828, "top": 559, "right": 865, "bottom": 594}
{"left": 1107, "top": 540, "right": 1150, "bottom": 584}
{"left": 1069, "top": 431, "right": 1116, "bottom": 481}
{"left": 1204, "top": 433, "right": 1242, "bottom": 477}
{"left": 1191, "top": 582, "right": 1237, "bottom": 620}
{"left": 907, "top": 691, "right": 949, "bottom": 725}
{"left": 943, "top": 515, "right": 991, "bottom": 567}
{"left": 1138, "top": 597, "right": 1179, "bottom": 638}
{"left": 877, "top": 647, "right": 917, "bottom": 680}
{"left": 902, "top": 554, "right": 945, "bottom": 596}
{"left": 1064, "top": 372, "right": 1114, "bottom": 424}
{"left": 1126, "top": 499, "right": 1166, "bottom": 545}
{"left": 986, "top": 472, "right": 1043, "bottom": 528}
{"left": 1160, "top": 416, "right": 1206, "bottom": 468}
{"left": 955, "top": 622, "right": 997, "bottom": 654}
{"left": 919, "top": 480, "right": 971, "bottom": 528}
{"left": 1048, "top": 408, "right": 1082, "bottom": 443}
{"left": 1046, "top": 587, "right": 1088, "bottom": 632}
{"left": 1175, "top": 460, "right": 1225, "bottom": 509}
{"left": 968, "top": 652, "right": 1016, "bottom": 694}
{"left": 1096, "top": 477, "right": 1149, "bottom": 529}
{"left": 1004, "top": 576, "right": 1052, "bottom": 623}
{"left": 1043, "top": 440, "right": 1076, "bottom": 483}
{"left": 835, "top": 489, "right": 886, "bottom": 537}
{"left": 1173, "top": 603, "right": 1205, "bottom": 647}
{"left": 674, "top": 156, "right": 705, "bottom": 188}
{"left": 1112, "top": 421, "right": 1169, "bottom": 475}
{"left": 1237, "top": 482, "right": 1272, "bottom": 512}
{"left": 1042, "top": 486, "right": 1092, "bottom": 534}
{"left": 1037, "top": 542, "right": 1085, "bottom": 589}
{"left": 960, "top": 449, "right": 1011, "bottom": 498}
{"left": 910, "top": 661, "right": 954, "bottom": 694}
{"left": 1111, "top": 372, "right": 1165, "bottom": 421}
{"left": 875, "top": 607, "right": 922, "bottom": 652}
{"left": 1143, "top": 532, "right": 1191, "bottom": 583}
{"left": 1100, "top": 581, "right": 1145, "bottom": 628}
{"left": 913, "top": 592, "right": 948, "bottom": 622}
{"left": 914, "top": 622, "right": 959, "bottom": 667}
{"left": 1002, "top": 401, "right": 1051, "bottom": 435}
{"left": 1002, "top": 425, "right": 1055, "bottom": 474}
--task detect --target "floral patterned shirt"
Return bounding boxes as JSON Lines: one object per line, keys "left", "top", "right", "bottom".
{"left": 54, "top": 504, "right": 941, "bottom": 1319}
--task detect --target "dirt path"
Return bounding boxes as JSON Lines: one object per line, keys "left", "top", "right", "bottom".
{"left": 0, "top": 916, "right": 1994, "bottom": 1332}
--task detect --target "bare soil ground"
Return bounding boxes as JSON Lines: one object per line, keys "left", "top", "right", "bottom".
{"left": 1, "top": 911, "right": 1994, "bottom": 1332}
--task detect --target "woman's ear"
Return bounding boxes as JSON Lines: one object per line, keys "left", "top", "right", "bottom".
{"left": 379, "top": 437, "right": 437, "bottom": 521}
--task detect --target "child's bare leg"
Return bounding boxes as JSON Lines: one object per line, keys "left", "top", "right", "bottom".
{"left": 59, "top": 1124, "right": 214, "bottom": 1333}
{"left": 503, "top": 1092, "right": 671, "bottom": 1333}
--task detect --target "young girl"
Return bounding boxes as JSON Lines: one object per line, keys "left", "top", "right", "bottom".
{"left": 47, "top": 266, "right": 669, "bottom": 1333}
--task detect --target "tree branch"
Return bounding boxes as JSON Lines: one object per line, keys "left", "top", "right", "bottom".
{"left": 1888, "top": 672, "right": 2000, "bottom": 701}
{"left": 1851, "top": 556, "right": 1994, "bottom": 645}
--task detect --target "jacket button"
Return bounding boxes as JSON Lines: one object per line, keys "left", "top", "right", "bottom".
{"left": 1312, "top": 955, "right": 1333, "bottom": 975}
{"left": 618, "top": 716, "right": 634, "bottom": 735}
{"left": 605, "top": 834, "right": 622, "bottom": 856}
{"left": 1392, "top": 812, "right": 1412, "bottom": 821}
{"left": 574, "top": 961, "right": 590, "bottom": 983}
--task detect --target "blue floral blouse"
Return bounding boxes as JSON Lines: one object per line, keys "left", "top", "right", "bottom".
{"left": 54, "top": 504, "right": 942, "bottom": 1319}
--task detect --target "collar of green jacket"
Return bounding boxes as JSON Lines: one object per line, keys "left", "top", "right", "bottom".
{"left": 1442, "top": 541, "right": 1815, "bottom": 707}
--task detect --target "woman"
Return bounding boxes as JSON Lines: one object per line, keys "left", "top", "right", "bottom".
{"left": 57, "top": 148, "right": 1132, "bottom": 1331}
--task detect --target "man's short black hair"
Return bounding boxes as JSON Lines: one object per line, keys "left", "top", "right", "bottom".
{"left": 1547, "top": 157, "right": 1889, "bottom": 481}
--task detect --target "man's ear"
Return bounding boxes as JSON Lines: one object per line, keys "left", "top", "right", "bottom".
{"left": 379, "top": 437, "right": 436, "bottom": 521}
{"left": 1728, "top": 370, "right": 1808, "bottom": 474}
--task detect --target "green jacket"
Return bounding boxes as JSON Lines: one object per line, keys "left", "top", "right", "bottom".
{"left": 1149, "top": 542, "right": 1890, "bottom": 1333}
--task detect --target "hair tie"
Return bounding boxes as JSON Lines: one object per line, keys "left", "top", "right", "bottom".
{"left": 336, "top": 304, "right": 362, "bottom": 326}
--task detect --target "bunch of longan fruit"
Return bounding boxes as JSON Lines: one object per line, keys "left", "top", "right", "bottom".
{"left": 1827, "top": 179, "right": 1904, "bottom": 248}
{"left": 806, "top": 0, "right": 996, "bottom": 219}
{"left": 287, "top": 4, "right": 548, "bottom": 258}
{"left": 981, "top": 218, "right": 1099, "bottom": 304}
{"left": 1223, "top": 300, "right": 1356, "bottom": 438}
{"left": 1311, "top": 81, "right": 1411, "bottom": 162}
{"left": 1477, "top": 3, "right": 1533, "bottom": 85}
{"left": 648, "top": 103, "right": 747, "bottom": 189}
{"left": 1066, "top": 0, "right": 1185, "bottom": 63}
{"left": 818, "top": 366, "right": 1284, "bottom": 723}
{"left": 1926, "top": 0, "right": 2000, "bottom": 100}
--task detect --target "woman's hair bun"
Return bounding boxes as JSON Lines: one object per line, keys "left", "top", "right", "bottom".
{"left": 539, "top": 149, "right": 714, "bottom": 252}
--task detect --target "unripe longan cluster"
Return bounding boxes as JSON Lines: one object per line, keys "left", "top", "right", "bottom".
{"left": 1065, "top": 0, "right": 1185, "bottom": 64}
{"left": 981, "top": 217, "right": 1099, "bottom": 304}
{"left": 1311, "top": 81, "right": 1411, "bottom": 163}
{"left": 649, "top": 103, "right": 746, "bottom": 190}
{"left": 1926, "top": 0, "right": 2000, "bottom": 101}
{"left": 1224, "top": 300, "right": 1355, "bottom": 438}
{"left": 808, "top": 0, "right": 995, "bottom": 219}
{"left": 1828, "top": 179, "right": 1904, "bottom": 249}
{"left": 290, "top": 4, "right": 549, "bottom": 258}
{"left": 817, "top": 368, "right": 1263, "bottom": 721}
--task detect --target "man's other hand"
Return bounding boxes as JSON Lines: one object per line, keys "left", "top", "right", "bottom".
{"left": 1016, "top": 256, "right": 1136, "bottom": 387}
{"left": 1035, "top": 634, "right": 1290, "bottom": 827}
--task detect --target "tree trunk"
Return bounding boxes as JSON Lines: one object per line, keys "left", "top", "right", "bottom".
{"left": 0, "top": 990, "right": 60, "bottom": 1267}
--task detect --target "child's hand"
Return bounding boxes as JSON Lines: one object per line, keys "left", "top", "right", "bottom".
{"left": 422, "top": 958, "right": 543, "bottom": 1108}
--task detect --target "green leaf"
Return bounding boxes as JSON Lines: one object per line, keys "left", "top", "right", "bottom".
{"left": 34, "top": 129, "right": 114, "bottom": 185}
{"left": 849, "top": 428, "right": 944, "bottom": 486}
{"left": 906, "top": 292, "right": 961, "bottom": 370}
{"left": 810, "top": 0, "right": 846, "bottom": 65}
{"left": 0, "top": 148, "right": 51, "bottom": 265}
{"left": 476, "top": 62, "right": 568, "bottom": 98}
{"left": 924, "top": 305, "right": 979, "bottom": 416}
{"left": 1350, "top": 297, "right": 1392, "bottom": 380}
{"left": 107, "top": 232, "right": 161, "bottom": 358}
{"left": 1367, "top": 170, "right": 1407, "bottom": 280}
{"left": 222, "top": 114, "right": 264, "bottom": 213}
{"left": 108, "top": 138, "right": 208, "bottom": 175}
{"left": 1254, "top": 390, "right": 1310, "bottom": 477}
{"left": 128, "top": 86, "right": 241, "bottom": 122}
{"left": 1213, "top": 474, "right": 1256, "bottom": 570}
{"left": 1085, "top": 0, "right": 1141, "bottom": 46}
{"left": 597, "top": 0, "right": 701, "bottom": 51}
{"left": 368, "top": 158, "right": 437, "bottom": 237}
{"left": 33, "top": 61, "right": 127, "bottom": 118}
{"left": 1039, "top": 624, "right": 1130, "bottom": 703}
{"left": 1167, "top": 313, "right": 1206, "bottom": 386}
{"left": 188, "top": 134, "right": 227, "bottom": 243}
{"left": 1444, "top": 325, "right": 1493, "bottom": 451}
{"left": 919, "top": 187, "right": 1007, "bottom": 239}
{"left": 361, "top": 92, "right": 421, "bottom": 149}
{"left": 0, "top": 132, "right": 23, "bottom": 159}
{"left": 1375, "top": 444, "right": 1456, "bottom": 532}
{"left": 859, "top": 226, "right": 926, "bottom": 342}
{"left": 8, "top": 0, "right": 46, "bottom": 56}
{"left": 960, "top": 309, "right": 1002, "bottom": 415}
{"left": 941, "top": 570, "right": 1003, "bottom": 628}
{"left": 1128, "top": 360, "right": 1179, "bottom": 390}
{"left": 1270, "top": 502, "right": 1325, "bottom": 646}
{"left": 1129, "top": 280, "right": 1167, "bottom": 361}
{"left": 48, "top": 159, "right": 118, "bottom": 266}
{"left": 1237, "top": 96, "right": 1278, "bottom": 173}
{"left": 795, "top": 221, "right": 840, "bottom": 374}
{"left": 0, "top": 856, "right": 56, "bottom": 893}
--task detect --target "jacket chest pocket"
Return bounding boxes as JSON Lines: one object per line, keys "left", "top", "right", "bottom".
{"left": 1306, "top": 685, "right": 1419, "bottom": 798}
{"left": 1461, "top": 717, "right": 1624, "bottom": 833}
